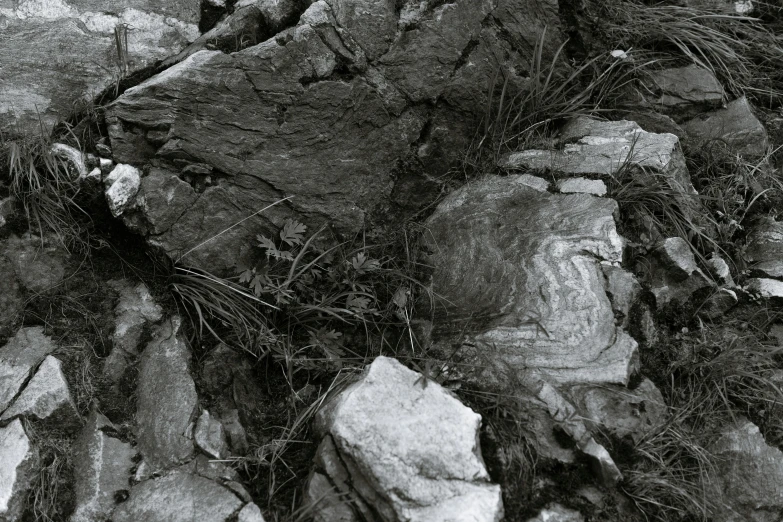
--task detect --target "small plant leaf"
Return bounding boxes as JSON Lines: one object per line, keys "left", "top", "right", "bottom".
{"left": 393, "top": 286, "right": 409, "bottom": 309}
{"left": 257, "top": 235, "right": 278, "bottom": 256}
{"left": 280, "top": 220, "right": 307, "bottom": 247}
{"left": 346, "top": 293, "right": 371, "bottom": 311}
{"left": 351, "top": 252, "right": 381, "bottom": 274}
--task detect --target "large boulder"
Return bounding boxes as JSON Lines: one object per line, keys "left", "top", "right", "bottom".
{"left": 104, "top": 0, "right": 561, "bottom": 271}
{"left": 306, "top": 356, "right": 503, "bottom": 522}
{"left": 0, "top": 0, "right": 200, "bottom": 136}
{"left": 419, "top": 174, "right": 639, "bottom": 387}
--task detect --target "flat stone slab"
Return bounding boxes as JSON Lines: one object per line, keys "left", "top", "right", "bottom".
{"left": 0, "top": 355, "right": 79, "bottom": 425}
{"left": 111, "top": 471, "right": 243, "bottom": 522}
{"left": 136, "top": 318, "right": 196, "bottom": 471}
{"left": 0, "top": 326, "right": 57, "bottom": 412}
{"left": 683, "top": 96, "right": 769, "bottom": 156}
{"left": 646, "top": 64, "right": 724, "bottom": 118}
{"left": 745, "top": 278, "right": 783, "bottom": 300}
{"left": 557, "top": 177, "right": 607, "bottom": 196}
{"left": 310, "top": 356, "right": 503, "bottom": 522}
{"left": 0, "top": 419, "right": 37, "bottom": 521}
{"left": 421, "top": 174, "right": 639, "bottom": 386}
{"left": 744, "top": 217, "right": 783, "bottom": 279}
{"left": 71, "top": 411, "right": 136, "bottom": 522}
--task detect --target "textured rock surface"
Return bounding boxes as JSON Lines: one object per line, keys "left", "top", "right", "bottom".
{"left": 646, "top": 64, "right": 724, "bottom": 118}
{"left": 194, "top": 410, "right": 228, "bottom": 459}
{"left": 105, "top": 0, "right": 562, "bottom": 271}
{"left": 557, "top": 177, "right": 607, "bottom": 196}
{"left": 237, "top": 502, "right": 267, "bottom": 522}
{"left": 0, "top": 257, "right": 24, "bottom": 334}
{"left": 744, "top": 217, "right": 783, "bottom": 279}
{"left": 104, "top": 164, "right": 142, "bottom": 217}
{"left": 1, "top": 234, "right": 68, "bottom": 294}
{"left": 0, "top": 355, "right": 79, "bottom": 425}
{"left": 745, "top": 278, "right": 783, "bottom": 300}
{"left": 683, "top": 96, "right": 769, "bottom": 156}
{"left": 602, "top": 264, "right": 642, "bottom": 327}
{"left": 0, "top": 420, "right": 37, "bottom": 522}
{"left": 111, "top": 472, "right": 243, "bottom": 522}
{"left": 0, "top": 327, "right": 58, "bottom": 412}
{"left": 500, "top": 117, "right": 692, "bottom": 192}
{"left": 0, "top": 0, "right": 199, "bottom": 136}
{"left": 71, "top": 411, "right": 136, "bottom": 522}
{"left": 526, "top": 503, "right": 584, "bottom": 522}
{"left": 711, "top": 418, "right": 783, "bottom": 522}
{"left": 136, "top": 318, "right": 196, "bottom": 471}
{"left": 421, "top": 174, "right": 638, "bottom": 386}
{"left": 308, "top": 356, "right": 503, "bottom": 522}
{"left": 103, "top": 280, "right": 163, "bottom": 382}
{"left": 645, "top": 237, "right": 711, "bottom": 308}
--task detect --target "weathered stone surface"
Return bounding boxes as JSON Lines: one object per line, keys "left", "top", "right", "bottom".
{"left": 136, "top": 317, "right": 196, "bottom": 471}
{"left": 237, "top": 502, "right": 267, "bottom": 522}
{"left": 70, "top": 411, "right": 136, "bottom": 522}
{"left": 218, "top": 409, "right": 249, "bottom": 455}
{"left": 0, "top": 355, "right": 80, "bottom": 425}
{"left": 0, "top": 256, "right": 23, "bottom": 333}
{"left": 0, "top": 0, "right": 199, "bottom": 136}
{"left": 602, "top": 264, "right": 641, "bottom": 327}
{"left": 744, "top": 217, "right": 783, "bottom": 279}
{"left": 745, "top": 278, "right": 783, "bottom": 300}
{"left": 645, "top": 237, "right": 711, "bottom": 308}
{"left": 111, "top": 472, "right": 243, "bottom": 522}
{"left": 421, "top": 174, "right": 638, "bottom": 386}
{"left": 103, "top": 280, "right": 163, "bottom": 382}
{"left": 0, "top": 326, "right": 57, "bottom": 412}
{"left": 569, "top": 379, "right": 666, "bottom": 444}
{"left": 526, "top": 504, "right": 584, "bottom": 522}
{"left": 105, "top": 0, "right": 561, "bottom": 272}
{"left": 51, "top": 143, "right": 88, "bottom": 179}
{"left": 104, "top": 164, "right": 141, "bottom": 217}
{"left": 710, "top": 418, "right": 783, "bottom": 522}
{"left": 2, "top": 234, "right": 68, "bottom": 294}
{"left": 625, "top": 110, "right": 687, "bottom": 138}
{"left": 310, "top": 356, "right": 503, "bottom": 522}
{"left": 557, "top": 177, "right": 607, "bottom": 196}
{"left": 194, "top": 410, "right": 228, "bottom": 459}
{"left": 500, "top": 118, "right": 692, "bottom": 193}
{"left": 646, "top": 65, "right": 724, "bottom": 118}
{"left": 683, "top": 97, "right": 769, "bottom": 156}
{"left": 706, "top": 255, "right": 734, "bottom": 286}
{"left": 699, "top": 288, "right": 739, "bottom": 319}
{"left": 0, "top": 419, "right": 37, "bottom": 522}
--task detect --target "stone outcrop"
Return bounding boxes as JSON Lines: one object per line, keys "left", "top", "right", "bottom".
{"left": 420, "top": 174, "right": 639, "bottom": 387}
{"left": 104, "top": 0, "right": 561, "bottom": 271}
{"left": 745, "top": 217, "right": 783, "bottom": 279}
{"left": 683, "top": 96, "right": 769, "bottom": 156}
{"left": 0, "top": 327, "right": 58, "bottom": 412}
{"left": 0, "top": 419, "right": 37, "bottom": 522}
{"left": 0, "top": 0, "right": 199, "bottom": 136}
{"left": 307, "top": 356, "right": 503, "bottom": 522}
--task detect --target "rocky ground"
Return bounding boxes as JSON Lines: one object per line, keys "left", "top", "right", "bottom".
{"left": 3, "top": 0, "right": 783, "bottom": 521}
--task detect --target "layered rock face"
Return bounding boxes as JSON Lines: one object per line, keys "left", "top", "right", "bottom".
{"left": 104, "top": 0, "right": 561, "bottom": 271}
{"left": 0, "top": 0, "right": 200, "bottom": 136}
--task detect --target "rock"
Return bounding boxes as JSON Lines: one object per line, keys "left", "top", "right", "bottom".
{"left": 744, "top": 217, "right": 783, "bottom": 279}
{"left": 98, "top": 158, "right": 114, "bottom": 174}
{"left": 0, "top": 0, "right": 199, "bottom": 136}
{"left": 706, "top": 255, "right": 734, "bottom": 285}
{"left": 194, "top": 410, "right": 228, "bottom": 459}
{"left": 602, "top": 264, "right": 642, "bottom": 327}
{"left": 568, "top": 379, "right": 666, "bottom": 444}
{"left": 136, "top": 318, "right": 196, "bottom": 471}
{"left": 421, "top": 174, "right": 639, "bottom": 386}
{"left": 683, "top": 97, "right": 769, "bottom": 156}
{"left": 217, "top": 409, "right": 249, "bottom": 455}
{"left": 745, "top": 278, "right": 783, "bottom": 300}
{"left": 237, "top": 502, "right": 267, "bottom": 522}
{"left": 0, "top": 327, "right": 58, "bottom": 412}
{"left": 685, "top": 0, "right": 754, "bottom": 14}
{"left": 645, "top": 237, "right": 711, "bottom": 308}
{"left": 526, "top": 504, "right": 584, "bottom": 522}
{"left": 698, "top": 288, "right": 739, "bottom": 319}
{"left": 178, "top": 454, "right": 239, "bottom": 483}
{"left": 309, "top": 356, "right": 503, "bottom": 522}
{"left": 111, "top": 471, "right": 243, "bottom": 522}
{"left": 70, "top": 411, "right": 136, "bottom": 522}
{"left": 105, "top": 0, "right": 562, "bottom": 271}
{"left": 104, "top": 164, "right": 142, "bottom": 217}
{"left": 0, "top": 419, "right": 37, "bottom": 522}
{"left": 0, "top": 355, "right": 80, "bottom": 426}
{"left": 103, "top": 280, "right": 163, "bottom": 382}
{"left": 95, "top": 143, "right": 112, "bottom": 158}
{"left": 51, "top": 143, "right": 88, "bottom": 179}
{"left": 0, "top": 256, "right": 24, "bottom": 333}
{"left": 710, "top": 418, "right": 783, "bottom": 522}
{"left": 645, "top": 65, "right": 724, "bottom": 119}
{"left": 624, "top": 111, "right": 687, "bottom": 138}
{"left": 500, "top": 117, "right": 693, "bottom": 193}
{"left": 557, "top": 177, "right": 607, "bottom": 196}
{"left": 2, "top": 234, "right": 68, "bottom": 294}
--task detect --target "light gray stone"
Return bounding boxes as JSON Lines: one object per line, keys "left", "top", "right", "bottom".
{"left": 557, "top": 177, "right": 607, "bottom": 196}
{"left": 706, "top": 255, "right": 734, "bottom": 286}
{"left": 194, "top": 410, "right": 228, "bottom": 459}
{"left": 104, "top": 164, "right": 141, "bottom": 217}
{"left": 0, "top": 355, "right": 79, "bottom": 426}
{"left": 0, "top": 326, "right": 57, "bottom": 412}
{"left": 70, "top": 411, "right": 136, "bottom": 522}
{"left": 421, "top": 174, "right": 639, "bottom": 386}
{"left": 51, "top": 143, "right": 88, "bottom": 179}
{"left": 602, "top": 264, "right": 642, "bottom": 327}
{"left": 683, "top": 96, "right": 769, "bottom": 156}
{"left": 111, "top": 471, "right": 243, "bottom": 522}
{"left": 711, "top": 418, "right": 783, "bottom": 522}
{"left": 310, "top": 356, "right": 503, "bottom": 522}
{"left": 0, "top": 419, "right": 37, "bottom": 522}
{"left": 745, "top": 278, "right": 783, "bottom": 299}
{"left": 136, "top": 318, "right": 196, "bottom": 471}
{"left": 237, "top": 502, "right": 267, "bottom": 522}
{"left": 647, "top": 237, "right": 711, "bottom": 308}
{"left": 745, "top": 217, "right": 783, "bottom": 279}
{"left": 647, "top": 64, "right": 724, "bottom": 118}
{"left": 103, "top": 280, "right": 163, "bottom": 382}
{"left": 526, "top": 503, "right": 584, "bottom": 522}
